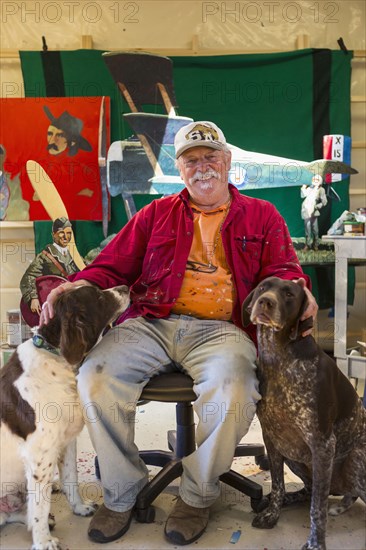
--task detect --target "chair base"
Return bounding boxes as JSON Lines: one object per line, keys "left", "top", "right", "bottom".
{"left": 135, "top": 425, "right": 267, "bottom": 522}
{"left": 95, "top": 382, "right": 268, "bottom": 523}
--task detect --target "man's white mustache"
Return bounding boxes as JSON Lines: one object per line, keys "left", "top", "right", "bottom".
{"left": 189, "top": 170, "right": 220, "bottom": 185}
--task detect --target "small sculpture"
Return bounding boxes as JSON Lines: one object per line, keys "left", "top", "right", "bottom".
{"left": 301, "top": 175, "right": 328, "bottom": 251}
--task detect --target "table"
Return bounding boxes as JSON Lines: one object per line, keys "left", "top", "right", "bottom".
{"left": 323, "top": 235, "right": 366, "bottom": 379}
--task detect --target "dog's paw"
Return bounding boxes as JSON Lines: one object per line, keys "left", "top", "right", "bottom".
{"left": 51, "top": 481, "right": 62, "bottom": 493}
{"left": 48, "top": 513, "right": 56, "bottom": 531}
{"left": 328, "top": 495, "right": 356, "bottom": 516}
{"left": 72, "top": 502, "right": 97, "bottom": 516}
{"left": 0, "top": 510, "right": 27, "bottom": 526}
{"left": 252, "top": 510, "right": 279, "bottom": 529}
{"left": 31, "top": 536, "right": 60, "bottom": 550}
{"left": 0, "top": 513, "right": 9, "bottom": 527}
{"left": 328, "top": 503, "right": 344, "bottom": 516}
{"left": 0, "top": 512, "right": 8, "bottom": 526}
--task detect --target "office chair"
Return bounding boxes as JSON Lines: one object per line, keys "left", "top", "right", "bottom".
{"left": 133, "top": 372, "right": 267, "bottom": 522}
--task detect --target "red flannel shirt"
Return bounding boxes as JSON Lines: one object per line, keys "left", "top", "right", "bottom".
{"left": 70, "top": 185, "right": 309, "bottom": 343}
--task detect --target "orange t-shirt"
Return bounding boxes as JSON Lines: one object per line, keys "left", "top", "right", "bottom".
{"left": 171, "top": 201, "right": 235, "bottom": 320}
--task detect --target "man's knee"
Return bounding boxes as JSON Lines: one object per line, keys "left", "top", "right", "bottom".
{"left": 223, "top": 347, "right": 257, "bottom": 380}
{"left": 216, "top": 351, "right": 261, "bottom": 413}
{"left": 77, "top": 359, "right": 103, "bottom": 402}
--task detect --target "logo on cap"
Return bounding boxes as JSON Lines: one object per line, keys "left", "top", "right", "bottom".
{"left": 185, "top": 124, "right": 220, "bottom": 143}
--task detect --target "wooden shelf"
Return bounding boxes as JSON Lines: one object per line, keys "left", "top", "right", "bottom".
{"left": 1, "top": 34, "right": 365, "bottom": 59}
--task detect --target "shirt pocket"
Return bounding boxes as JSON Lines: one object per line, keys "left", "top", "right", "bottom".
{"left": 141, "top": 236, "right": 176, "bottom": 285}
{"left": 233, "top": 234, "right": 264, "bottom": 282}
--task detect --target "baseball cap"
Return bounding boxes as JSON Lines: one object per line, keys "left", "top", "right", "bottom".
{"left": 174, "top": 121, "right": 227, "bottom": 158}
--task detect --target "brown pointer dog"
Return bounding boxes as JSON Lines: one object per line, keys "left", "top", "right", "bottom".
{"left": 242, "top": 277, "right": 366, "bottom": 550}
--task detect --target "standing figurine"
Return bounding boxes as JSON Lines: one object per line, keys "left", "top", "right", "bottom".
{"left": 301, "top": 174, "right": 328, "bottom": 251}
{"left": 20, "top": 217, "right": 80, "bottom": 315}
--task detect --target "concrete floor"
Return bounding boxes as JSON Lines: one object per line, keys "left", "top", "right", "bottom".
{"left": 1, "top": 402, "right": 365, "bottom": 550}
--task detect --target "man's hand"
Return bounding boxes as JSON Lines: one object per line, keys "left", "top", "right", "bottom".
{"left": 39, "top": 279, "right": 92, "bottom": 326}
{"left": 293, "top": 278, "right": 319, "bottom": 337}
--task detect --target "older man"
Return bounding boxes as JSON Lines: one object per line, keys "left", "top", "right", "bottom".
{"left": 41, "top": 121, "right": 317, "bottom": 545}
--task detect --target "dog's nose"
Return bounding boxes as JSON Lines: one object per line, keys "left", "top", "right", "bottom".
{"left": 258, "top": 296, "right": 274, "bottom": 310}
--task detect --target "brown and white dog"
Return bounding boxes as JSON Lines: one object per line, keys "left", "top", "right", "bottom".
{"left": 0, "top": 284, "right": 130, "bottom": 550}
{"left": 242, "top": 277, "right": 366, "bottom": 550}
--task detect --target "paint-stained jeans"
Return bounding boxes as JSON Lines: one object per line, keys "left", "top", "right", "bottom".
{"left": 77, "top": 314, "right": 261, "bottom": 511}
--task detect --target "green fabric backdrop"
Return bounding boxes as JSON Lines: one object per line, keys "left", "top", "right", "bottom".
{"left": 20, "top": 48, "right": 354, "bottom": 307}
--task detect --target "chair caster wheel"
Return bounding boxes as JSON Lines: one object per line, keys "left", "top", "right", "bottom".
{"left": 251, "top": 496, "right": 269, "bottom": 513}
{"left": 135, "top": 506, "right": 155, "bottom": 523}
{"left": 255, "top": 454, "right": 269, "bottom": 471}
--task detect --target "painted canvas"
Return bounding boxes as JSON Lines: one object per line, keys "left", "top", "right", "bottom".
{"left": 0, "top": 96, "right": 110, "bottom": 221}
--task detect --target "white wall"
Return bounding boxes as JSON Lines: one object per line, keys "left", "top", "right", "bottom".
{"left": 1, "top": 0, "right": 365, "bottom": 347}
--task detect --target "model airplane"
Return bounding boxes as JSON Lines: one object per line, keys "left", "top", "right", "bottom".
{"left": 107, "top": 113, "right": 357, "bottom": 198}
{"left": 103, "top": 52, "right": 357, "bottom": 219}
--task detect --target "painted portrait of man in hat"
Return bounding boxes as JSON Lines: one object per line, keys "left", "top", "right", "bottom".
{"left": 43, "top": 106, "right": 93, "bottom": 157}
{"left": 2, "top": 97, "right": 109, "bottom": 220}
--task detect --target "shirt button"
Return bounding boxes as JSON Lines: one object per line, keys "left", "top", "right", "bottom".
{"left": 177, "top": 273, "right": 182, "bottom": 278}
{"left": 187, "top": 231, "right": 191, "bottom": 236}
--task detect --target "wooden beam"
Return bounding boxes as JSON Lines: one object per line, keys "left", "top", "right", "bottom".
{"left": 350, "top": 188, "right": 366, "bottom": 195}
{"left": 81, "top": 35, "right": 93, "bottom": 49}
{"left": 157, "top": 83, "right": 176, "bottom": 116}
{"left": 192, "top": 35, "right": 200, "bottom": 55}
{"left": 296, "top": 34, "right": 310, "bottom": 49}
{"left": 1, "top": 47, "right": 365, "bottom": 59}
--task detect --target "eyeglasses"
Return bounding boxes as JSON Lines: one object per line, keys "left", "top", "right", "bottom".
{"left": 182, "top": 155, "right": 223, "bottom": 168}
{"left": 186, "top": 260, "right": 218, "bottom": 273}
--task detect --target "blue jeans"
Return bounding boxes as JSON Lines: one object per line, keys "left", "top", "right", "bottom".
{"left": 77, "top": 315, "right": 260, "bottom": 511}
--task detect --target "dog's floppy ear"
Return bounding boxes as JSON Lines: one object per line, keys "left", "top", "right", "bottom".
{"left": 289, "top": 279, "right": 310, "bottom": 340}
{"left": 100, "top": 285, "right": 130, "bottom": 325}
{"left": 102, "top": 285, "right": 130, "bottom": 311}
{"left": 57, "top": 285, "right": 130, "bottom": 365}
{"left": 241, "top": 289, "right": 256, "bottom": 327}
{"left": 59, "top": 312, "right": 91, "bottom": 365}
{"left": 109, "top": 284, "right": 129, "bottom": 297}
{"left": 53, "top": 290, "right": 95, "bottom": 365}
{"left": 289, "top": 315, "right": 314, "bottom": 340}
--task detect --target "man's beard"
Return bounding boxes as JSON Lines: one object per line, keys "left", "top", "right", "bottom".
{"left": 189, "top": 170, "right": 220, "bottom": 189}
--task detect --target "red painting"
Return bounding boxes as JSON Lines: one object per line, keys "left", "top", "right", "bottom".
{"left": 0, "top": 97, "right": 110, "bottom": 221}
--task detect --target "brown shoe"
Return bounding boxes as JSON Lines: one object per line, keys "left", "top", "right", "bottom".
{"left": 88, "top": 503, "right": 134, "bottom": 543}
{"left": 164, "top": 496, "right": 210, "bottom": 545}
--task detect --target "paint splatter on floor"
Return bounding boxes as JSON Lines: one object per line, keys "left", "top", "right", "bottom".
{"left": 77, "top": 451, "right": 97, "bottom": 482}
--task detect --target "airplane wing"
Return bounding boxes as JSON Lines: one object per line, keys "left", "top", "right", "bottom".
{"left": 150, "top": 144, "right": 358, "bottom": 194}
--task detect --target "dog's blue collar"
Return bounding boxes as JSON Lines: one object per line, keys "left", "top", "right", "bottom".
{"left": 32, "top": 334, "right": 61, "bottom": 356}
